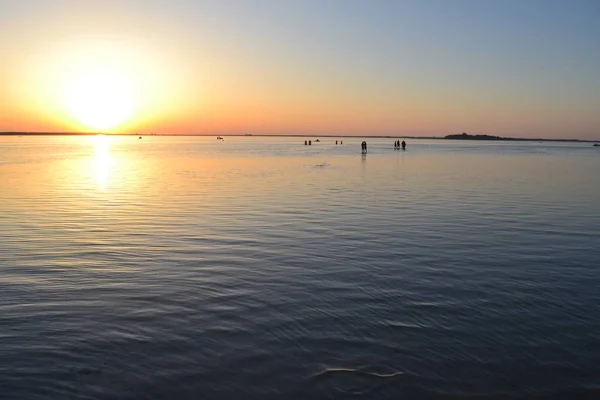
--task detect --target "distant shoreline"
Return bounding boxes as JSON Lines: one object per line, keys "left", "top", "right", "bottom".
{"left": 0, "top": 132, "right": 597, "bottom": 143}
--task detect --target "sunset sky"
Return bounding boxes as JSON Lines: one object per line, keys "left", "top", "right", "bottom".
{"left": 1, "top": 0, "right": 599, "bottom": 139}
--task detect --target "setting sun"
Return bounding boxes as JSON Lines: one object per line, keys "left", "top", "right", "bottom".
{"left": 64, "top": 68, "right": 136, "bottom": 131}
{"left": 8, "top": 35, "right": 168, "bottom": 133}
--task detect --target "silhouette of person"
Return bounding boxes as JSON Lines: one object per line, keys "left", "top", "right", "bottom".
{"left": 304, "top": 140, "right": 307, "bottom": 145}
{"left": 309, "top": 140, "right": 312, "bottom": 145}
{"left": 336, "top": 140, "right": 338, "bottom": 145}
{"left": 401, "top": 140, "right": 406, "bottom": 150}
{"left": 361, "top": 141, "right": 367, "bottom": 153}
{"left": 340, "top": 140, "right": 343, "bottom": 145}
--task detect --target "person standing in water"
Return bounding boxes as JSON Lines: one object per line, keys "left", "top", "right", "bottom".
{"left": 401, "top": 140, "right": 406, "bottom": 150}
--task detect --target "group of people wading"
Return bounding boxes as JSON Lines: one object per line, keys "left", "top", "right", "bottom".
{"left": 305, "top": 140, "right": 343, "bottom": 145}
{"left": 362, "top": 140, "right": 406, "bottom": 154}
{"left": 395, "top": 140, "right": 406, "bottom": 150}
{"left": 361, "top": 141, "right": 368, "bottom": 153}
{"left": 303, "top": 139, "right": 406, "bottom": 153}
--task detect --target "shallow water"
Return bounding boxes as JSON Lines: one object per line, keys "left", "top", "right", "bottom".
{"left": 1, "top": 135, "right": 599, "bottom": 399}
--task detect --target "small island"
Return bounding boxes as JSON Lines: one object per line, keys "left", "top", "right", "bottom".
{"left": 445, "top": 132, "right": 506, "bottom": 140}
{"left": 444, "top": 132, "right": 597, "bottom": 142}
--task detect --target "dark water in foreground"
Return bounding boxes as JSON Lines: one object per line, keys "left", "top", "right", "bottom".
{"left": 1, "top": 136, "right": 599, "bottom": 399}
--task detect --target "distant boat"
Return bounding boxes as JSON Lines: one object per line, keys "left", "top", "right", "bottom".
{"left": 594, "top": 143, "right": 600, "bottom": 147}
{"left": 315, "top": 139, "right": 320, "bottom": 142}
{"left": 217, "top": 136, "right": 223, "bottom": 140}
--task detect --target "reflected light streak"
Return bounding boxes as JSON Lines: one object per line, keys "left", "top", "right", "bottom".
{"left": 93, "top": 135, "right": 112, "bottom": 190}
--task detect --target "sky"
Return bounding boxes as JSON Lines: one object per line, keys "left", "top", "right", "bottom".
{"left": 0, "top": 0, "right": 599, "bottom": 139}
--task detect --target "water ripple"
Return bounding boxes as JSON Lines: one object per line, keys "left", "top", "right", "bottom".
{"left": 1, "top": 136, "right": 599, "bottom": 399}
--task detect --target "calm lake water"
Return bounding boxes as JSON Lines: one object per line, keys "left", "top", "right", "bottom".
{"left": 1, "top": 135, "right": 599, "bottom": 399}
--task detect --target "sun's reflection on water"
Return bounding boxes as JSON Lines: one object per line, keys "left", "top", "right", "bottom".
{"left": 92, "top": 135, "right": 112, "bottom": 190}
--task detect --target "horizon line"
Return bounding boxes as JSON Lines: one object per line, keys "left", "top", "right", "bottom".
{"left": 1, "top": 132, "right": 598, "bottom": 143}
